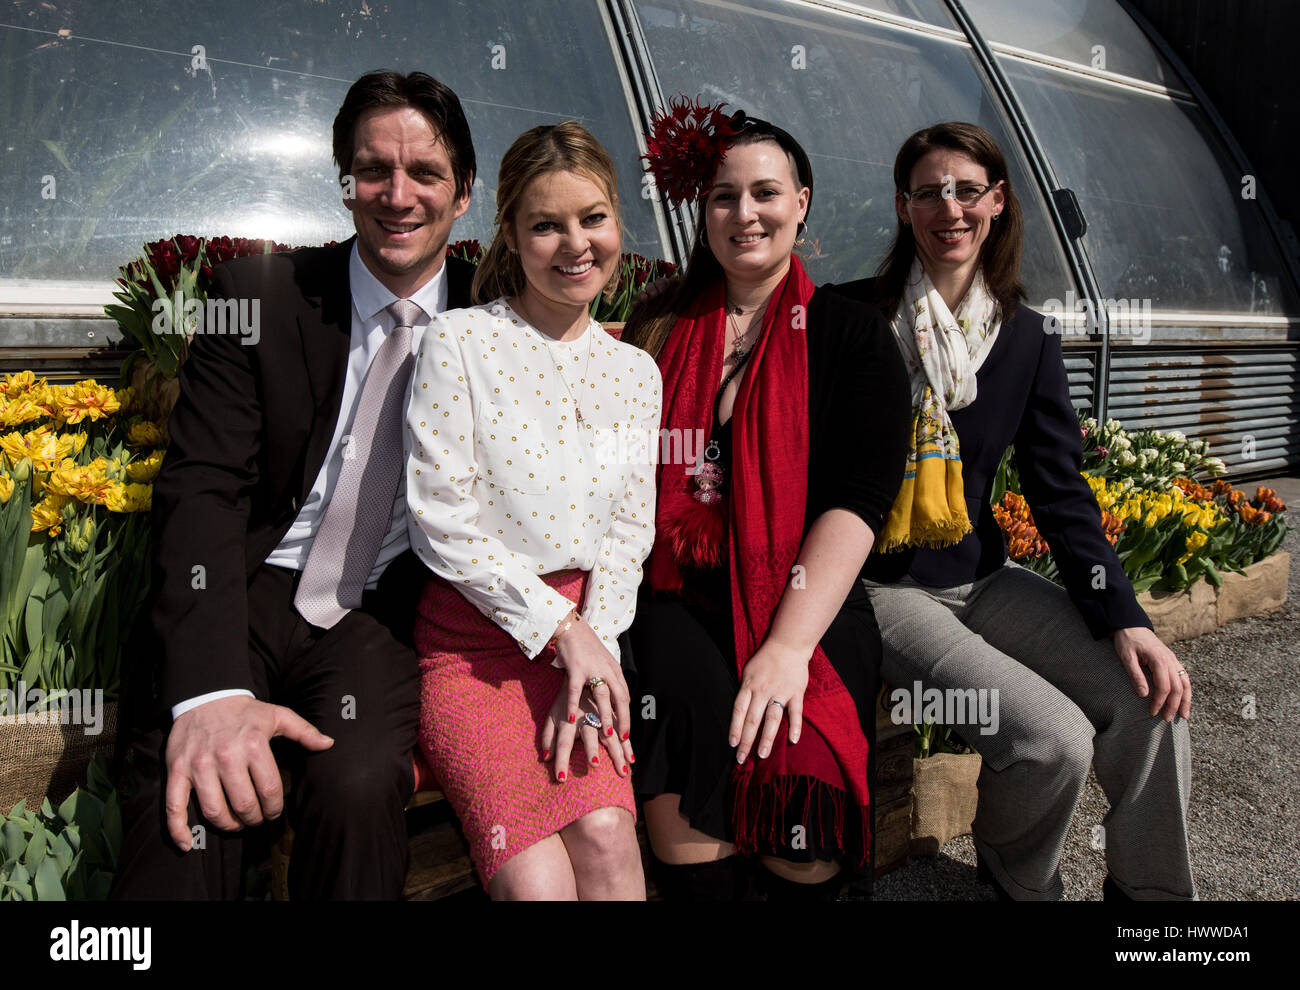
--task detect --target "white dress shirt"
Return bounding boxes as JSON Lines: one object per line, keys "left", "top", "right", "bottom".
{"left": 405, "top": 298, "right": 661, "bottom": 662}
{"left": 172, "top": 244, "right": 449, "bottom": 720}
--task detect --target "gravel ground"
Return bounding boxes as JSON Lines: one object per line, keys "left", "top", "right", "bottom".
{"left": 874, "top": 485, "right": 1300, "bottom": 902}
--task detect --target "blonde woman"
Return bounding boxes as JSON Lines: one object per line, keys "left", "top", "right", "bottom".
{"left": 405, "top": 122, "right": 661, "bottom": 899}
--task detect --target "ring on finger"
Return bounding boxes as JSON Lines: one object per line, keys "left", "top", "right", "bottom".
{"left": 580, "top": 712, "right": 603, "bottom": 730}
{"left": 587, "top": 676, "right": 606, "bottom": 690}
{"left": 1176, "top": 669, "right": 1188, "bottom": 678}
{"left": 768, "top": 699, "right": 784, "bottom": 710}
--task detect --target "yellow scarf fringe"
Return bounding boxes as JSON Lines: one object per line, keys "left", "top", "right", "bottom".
{"left": 877, "top": 402, "right": 973, "bottom": 553}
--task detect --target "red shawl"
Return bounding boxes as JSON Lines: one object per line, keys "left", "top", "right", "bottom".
{"left": 647, "top": 257, "right": 870, "bottom": 864}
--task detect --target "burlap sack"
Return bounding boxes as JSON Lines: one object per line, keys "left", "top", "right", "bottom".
{"left": 1138, "top": 579, "right": 1218, "bottom": 643}
{"left": 1217, "top": 551, "right": 1289, "bottom": 625}
{"left": 909, "top": 751, "right": 981, "bottom": 857}
{"left": 0, "top": 702, "right": 117, "bottom": 815}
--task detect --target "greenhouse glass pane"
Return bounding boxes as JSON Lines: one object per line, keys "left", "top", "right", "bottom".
{"left": 844, "top": 0, "right": 957, "bottom": 30}
{"left": 0, "top": 0, "right": 662, "bottom": 285}
{"left": 962, "top": 0, "right": 1179, "bottom": 88}
{"left": 634, "top": 0, "right": 1076, "bottom": 303}
{"left": 1005, "top": 60, "right": 1299, "bottom": 316}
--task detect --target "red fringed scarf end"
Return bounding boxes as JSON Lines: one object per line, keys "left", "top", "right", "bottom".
{"left": 730, "top": 769, "right": 871, "bottom": 870}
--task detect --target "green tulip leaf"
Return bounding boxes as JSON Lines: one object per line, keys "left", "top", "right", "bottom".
{"left": 33, "top": 856, "right": 66, "bottom": 901}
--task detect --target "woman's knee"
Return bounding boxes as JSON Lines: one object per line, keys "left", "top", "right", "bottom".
{"left": 1033, "top": 708, "right": 1095, "bottom": 779}
{"left": 567, "top": 806, "right": 638, "bottom": 864}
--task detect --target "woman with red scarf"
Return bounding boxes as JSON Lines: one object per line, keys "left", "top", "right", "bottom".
{"left": 624, "top": 104, "right": 911, "bottom": 900}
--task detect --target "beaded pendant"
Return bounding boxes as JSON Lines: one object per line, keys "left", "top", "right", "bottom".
{"left": 692, "top": 440, "right": 724, "bottom": 504}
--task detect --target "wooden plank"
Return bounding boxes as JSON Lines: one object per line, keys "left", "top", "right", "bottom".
{"left": 405, "top": 789, "right": 445, "bottom": 810}
{"left": 402, "top": 822, "right": 477, "bottom": 901}
{"left": 873, "top": 794, "right": 912, "bottom": 877}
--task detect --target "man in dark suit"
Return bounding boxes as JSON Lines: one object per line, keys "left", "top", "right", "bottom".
{"left": 113, "top": 70, "right": 477, "bottom": 900}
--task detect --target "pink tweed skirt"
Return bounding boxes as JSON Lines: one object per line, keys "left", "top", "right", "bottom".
{"left": 415, "top": 569, "right": 636, "bottom": 887}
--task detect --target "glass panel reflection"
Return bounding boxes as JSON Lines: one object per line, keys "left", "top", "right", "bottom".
{"left": 634, "top": 0, "right": 1077, "bottom": 302}
{"left": 962, "top": 0, "right": 1178, "bottom": 87}
{"left": 841, "top": 0, "right": 956, "bottom": 30}
{"left": 0, "top": 0, "right": 661, "bottom": 284}
{"left": 1005, "top": 60, "right": 1298, "bottom": 315}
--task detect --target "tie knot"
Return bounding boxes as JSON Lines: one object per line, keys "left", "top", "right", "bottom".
{"left": 386, "top": 299, "right": 424, "bottom": 332}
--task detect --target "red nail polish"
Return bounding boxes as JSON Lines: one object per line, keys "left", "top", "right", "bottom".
{"left": 558, "top": 771, "right": 566, "bottom": 781}
{"left": 629, "top": 754, "right": 636, "bottom": 763}
{"left": 591, "top": 754, "right": 599, "bottom": 763}
{"left": 622, "top": 765, "right": 629, "bottom": 774}
{"left": 568, "top": 714, "right": 576, "bottom": 724}
{"left": 622, "top": 731, "right": 629, "bottom": 740}
{"left": 542, "top": 749, "right": 550, "bottom": 760}
{"left": 606, "top": 727, "right": 614, "bottom": 736}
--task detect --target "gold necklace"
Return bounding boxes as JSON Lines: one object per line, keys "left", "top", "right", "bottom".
{"left": 510, "top": 296, "right": 594, "bottom": 427}
{"left": 550, "top": 331, "right": 594, "bottom": 427}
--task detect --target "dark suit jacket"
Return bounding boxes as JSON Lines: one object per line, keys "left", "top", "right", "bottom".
{"left": 146, "top": 237, "right": 475, "bottom": 712}
{"left": 826, "top": 277, "right": 1151, "bottom": 638}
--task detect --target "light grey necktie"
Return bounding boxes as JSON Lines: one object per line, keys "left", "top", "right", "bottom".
{"left": 294, "top": 299, "right": 423, "bottom": 628}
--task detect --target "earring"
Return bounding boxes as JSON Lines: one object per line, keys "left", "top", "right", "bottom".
{"left": 795, "top": 221, "right": 808, "bottom": 247}
{"left": 992, "top": 213, "right": 1000, "bottom": 220}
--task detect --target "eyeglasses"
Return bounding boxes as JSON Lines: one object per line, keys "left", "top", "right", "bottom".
{"left": 902, "top": 181, "right": 999, "bottom": 209}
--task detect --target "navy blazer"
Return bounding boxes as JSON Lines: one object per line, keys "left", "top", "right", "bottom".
{"left": 826, "top": 277, "right": 1151, "bottom": 638}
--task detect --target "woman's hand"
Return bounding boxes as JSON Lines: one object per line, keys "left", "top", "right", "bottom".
{"left": 729, "top": 639, "right": 811, "bottom": 763}
{"left": 538, "top": 615, "right": 634, "bottom": 781}
{"left": 1113, "top": 626, "right": 1191, "bottom": 722}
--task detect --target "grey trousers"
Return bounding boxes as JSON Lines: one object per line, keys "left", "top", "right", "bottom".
{"left": 864, "top": 561, "right": 1195, "bottom": 900}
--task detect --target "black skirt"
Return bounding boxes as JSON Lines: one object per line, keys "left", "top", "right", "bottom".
{"left": 625, "top": 566, "right": 882, "bottom": 871}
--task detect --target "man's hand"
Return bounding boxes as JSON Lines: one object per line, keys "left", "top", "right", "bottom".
{"left": 1113, "top": 626, "right": 1192, "bottom": 722}
{"left": 164, "top": 696, "right": 334, "bottom": 851}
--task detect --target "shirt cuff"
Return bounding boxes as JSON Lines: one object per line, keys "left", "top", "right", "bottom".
{"left": 172, "top": 689, "right": 256, "bottom": 721}
{"left": 501, "top": 597, "right": 576, "bottom": 661}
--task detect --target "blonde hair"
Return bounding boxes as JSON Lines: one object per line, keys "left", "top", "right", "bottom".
{"left": 472, "top": 121, "right": 623, "bottom": 305}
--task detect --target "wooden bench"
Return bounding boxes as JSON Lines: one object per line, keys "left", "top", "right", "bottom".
{"left": 271, "top": 684, "right": 914, "bottom": 900}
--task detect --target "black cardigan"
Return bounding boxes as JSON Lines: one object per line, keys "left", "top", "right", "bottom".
{"left": 826, "top": 277, "right": 1152, "bottom": 638}
{"left": 803, "top": 286, "right": 912, "bottom": 539}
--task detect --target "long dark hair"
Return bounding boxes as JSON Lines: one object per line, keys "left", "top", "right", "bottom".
{"left": 332, "top": 70, "right": 477, "bottom": 201}
{"left": 875, "top": 121, "right": 1025, "bottom": 321}
{"left": 624, "top": 116, "right": 813, "bottom": 359}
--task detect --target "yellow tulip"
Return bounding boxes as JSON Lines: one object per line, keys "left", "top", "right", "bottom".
{"left": 125, "top": 449, "right": 165, "bottom": 483}
{"left": 0, "top": 474, "right": 13, "bottom": 504}
{"left": 127, "top": 421, "right": 168, "bottom": 448}
{"left": 0, "top": 431, "right": 28, "bottom": 464}
{"left": 0, "top": 396, "right": 44, "bottom": 428}
{"left": 56, "top": 381, "right": 120, "bottom": 425}
{"left": 31, "top": 493, "right": 70, "bottom": 535}
{"left": 44, "top": 457, "right": 116, "bottom": 505}
{"left": 54, "top": 432, "right": 89, "bottom": 461}
{"left": 104, "top": 482, "right": 152, "bottom": 513}
{"left": 2, "top": 370, "right": 38, "bottom": 398}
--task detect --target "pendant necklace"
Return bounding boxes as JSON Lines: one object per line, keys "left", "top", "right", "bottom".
{"left": 549, "top": 328, "right": 595, "bottom": 428}
{"left": 690, "top": 291, "right": 771, "bottom": 505}
{"left": 725, "top": 301, "right": 756, "bottom": 364}
{"left": 514, "top": 296, "right": 595, "bottom": 428}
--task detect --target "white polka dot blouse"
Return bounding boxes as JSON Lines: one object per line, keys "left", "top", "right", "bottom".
{"left": 405, "top": 297, "right": 663, "bottom": 662}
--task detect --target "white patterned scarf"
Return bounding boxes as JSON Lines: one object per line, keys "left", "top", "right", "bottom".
{"left": 877, "top": 258, "right": 1002, "bottom": 551}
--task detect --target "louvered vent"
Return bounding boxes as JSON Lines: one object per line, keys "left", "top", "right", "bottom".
{"left": 1106, "top": 346, "right": 1299, "bottom": 478}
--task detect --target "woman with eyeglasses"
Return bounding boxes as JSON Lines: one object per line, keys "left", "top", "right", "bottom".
{"left": 828, "top": 121, "right": 1194, "bottom": 900}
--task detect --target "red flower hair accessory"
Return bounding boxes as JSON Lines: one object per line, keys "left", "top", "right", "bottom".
{"left": 641, "top": 96, "right": 744, "bottom": 208}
